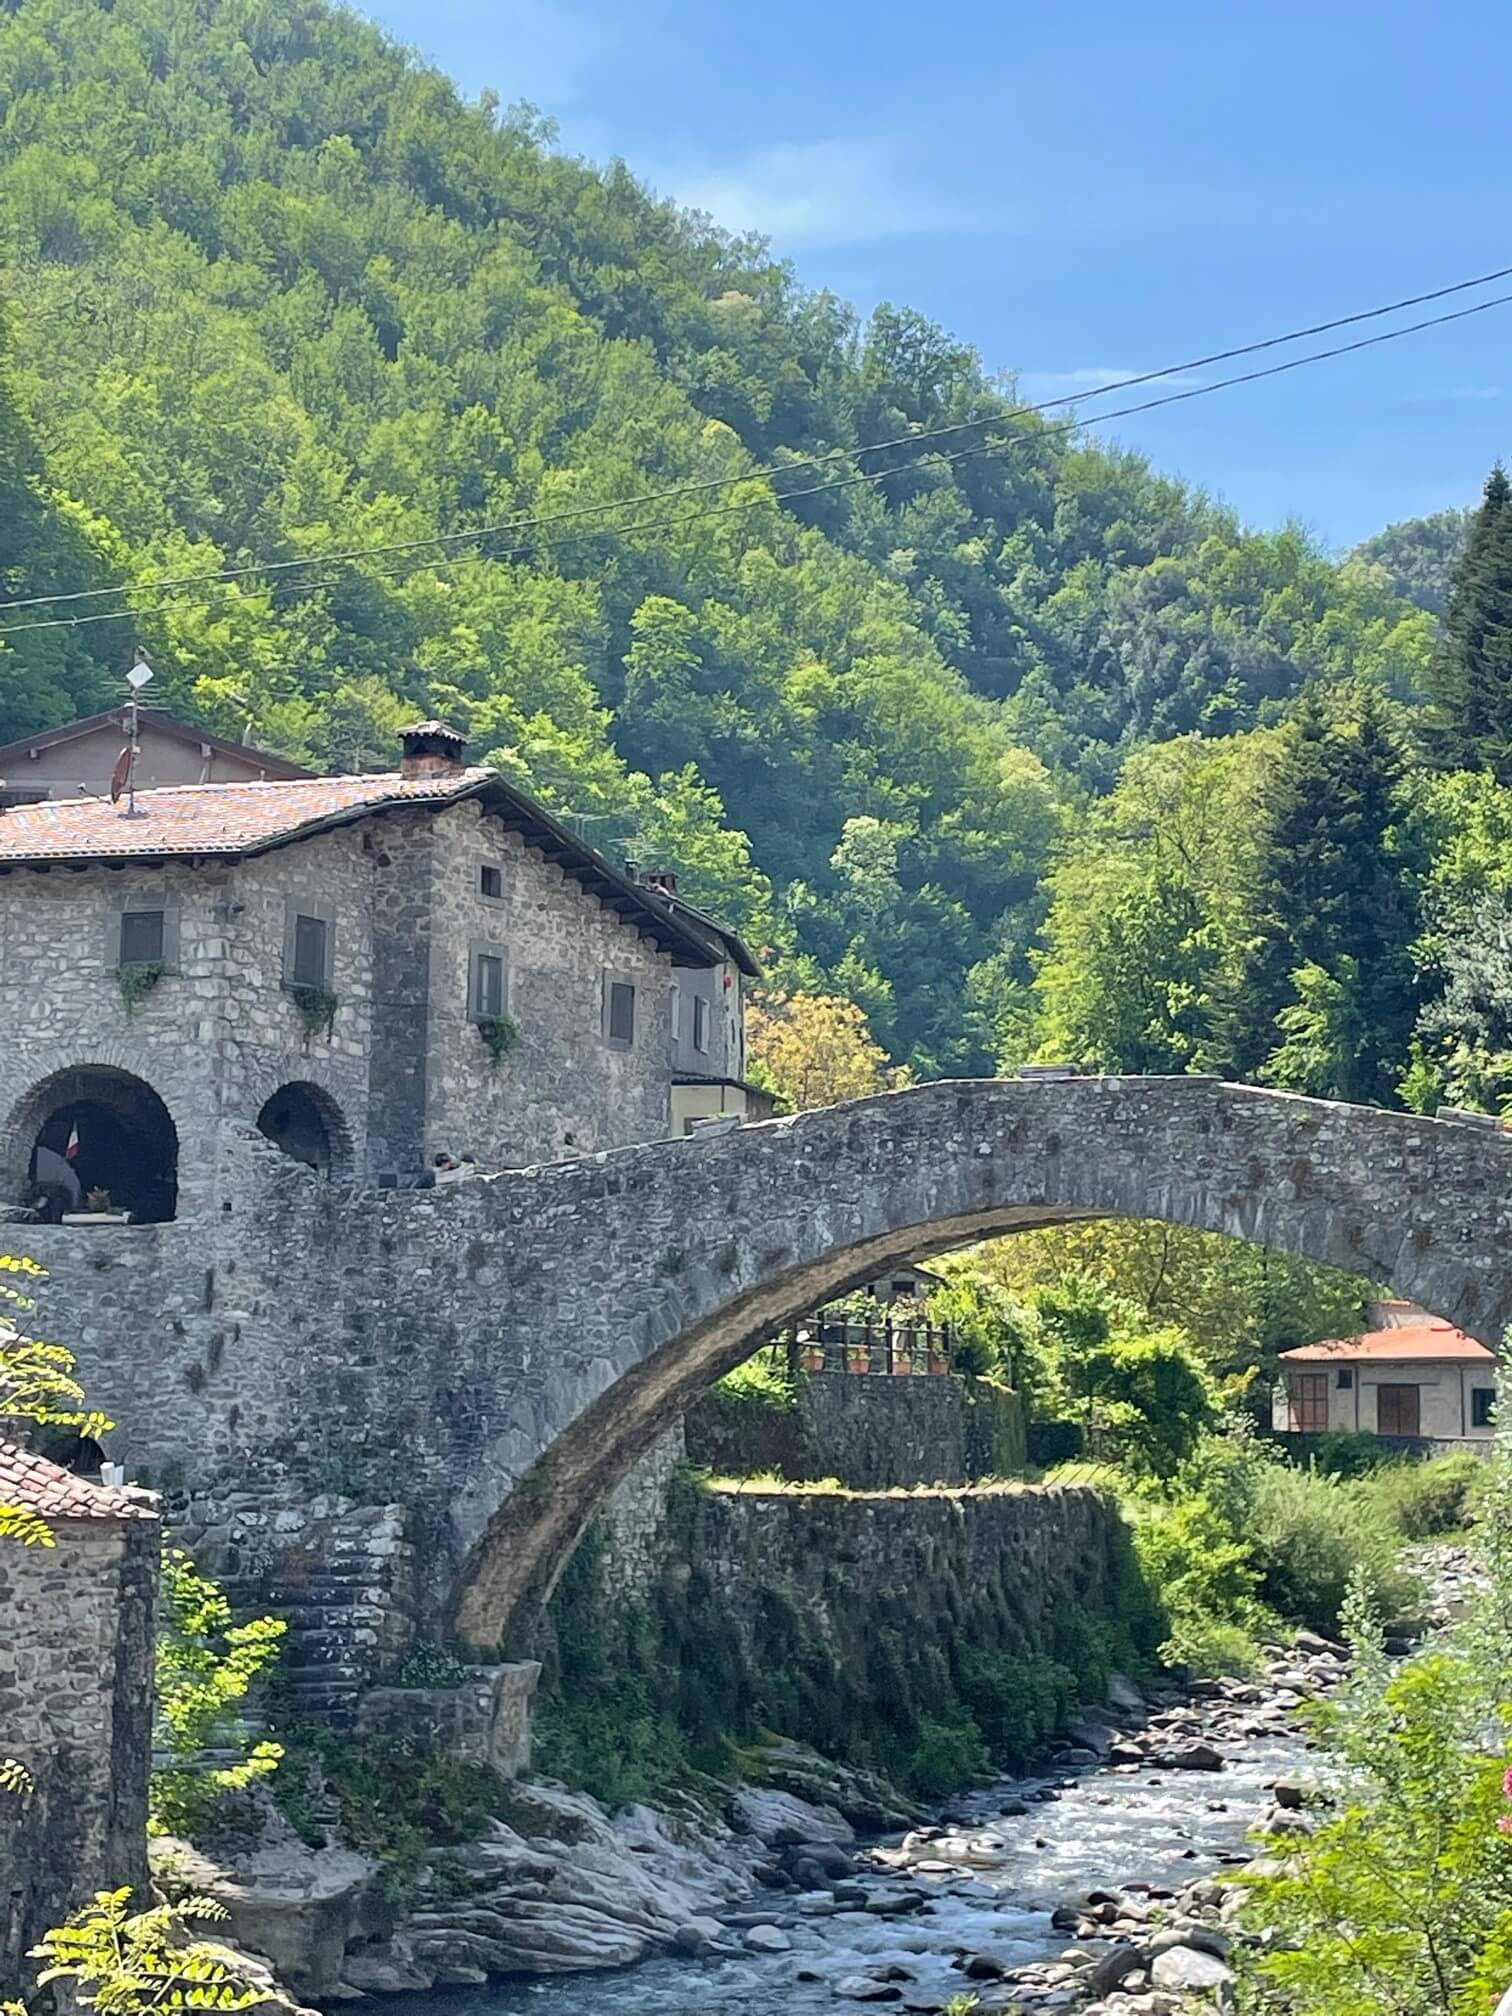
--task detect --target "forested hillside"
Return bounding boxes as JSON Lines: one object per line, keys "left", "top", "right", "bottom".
{"left": 0, "top": 0, "right": 1490, "bottom": 1083}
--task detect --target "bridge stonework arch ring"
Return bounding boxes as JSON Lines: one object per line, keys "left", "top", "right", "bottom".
{"left": 4, "top": 1064, "right": 180, "bottom": 1223}
{"left": 442, "top": 1076, "right": 1512, "bottom": 1650}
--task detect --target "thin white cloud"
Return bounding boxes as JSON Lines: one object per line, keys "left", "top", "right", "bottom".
{"left": 1404, "top": 383, "right": 1505, "bottom": 404}
{"left": 1012, "top": 365, "right": 1209, "bottom": 405}
{"left": 653, "top": 134, "right": 1077, "bottom": 250}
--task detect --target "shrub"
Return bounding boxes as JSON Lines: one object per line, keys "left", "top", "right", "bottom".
{"left": 1027, "top": 1417, "right": 1083, "bottom": 1466}
{"left": 1248, "top": 1463, "right": 1422, "bottom": 1634}
{"left": 1280, "top": 1428, "right": 1401, "bottom": 1479}
{"left": 1360, "top": 1447, "right": 1485, "bottom": 1539}
{"left": 714, "top": 1347, "right": 801, "bottom": 1410}
{"left": 901, "top": 1712, "right": 991, "bottom": 1797}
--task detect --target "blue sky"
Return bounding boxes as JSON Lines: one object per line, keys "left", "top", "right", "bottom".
{"left": 363, "top": 0, "right": 1512, "bottom": 550}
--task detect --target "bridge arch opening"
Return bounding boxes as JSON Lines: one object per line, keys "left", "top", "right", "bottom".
{"left": 9, "top": 1065, "right": 179, "bottom": 1223}
{"left": 256, "top": 1081, "right": 351, "bottom": 1178}
{"left": 445, "top": 1078, "right": 1512, "bottom": 1651}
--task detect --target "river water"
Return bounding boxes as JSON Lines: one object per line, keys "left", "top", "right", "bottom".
{"left": 406, "top": 1706, "right": 1308, "bottom": 2016}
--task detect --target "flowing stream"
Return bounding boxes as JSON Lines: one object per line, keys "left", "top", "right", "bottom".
{"left": 401, "top": 1695, "right": 1312, "bottom": 2016}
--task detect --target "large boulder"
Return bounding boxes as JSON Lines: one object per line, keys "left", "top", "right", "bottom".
{"left": 152, "top": 1826, "right": 378, "bottom": 2000}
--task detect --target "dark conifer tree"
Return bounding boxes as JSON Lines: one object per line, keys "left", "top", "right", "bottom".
{"left": 1426, "top": 462, "right": 1512, "bottom": 779}
{"left": 1231, "top": 685, "right": 1418, "bottom": 1102}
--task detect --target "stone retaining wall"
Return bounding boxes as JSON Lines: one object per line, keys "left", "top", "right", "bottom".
{"left": 684, "top": 1372, "right": 1026, "bottom": 1489}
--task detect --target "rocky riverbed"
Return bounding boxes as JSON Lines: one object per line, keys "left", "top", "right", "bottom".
{"left": 356, "top": 1632, "right": 1350, "bottom": 2016}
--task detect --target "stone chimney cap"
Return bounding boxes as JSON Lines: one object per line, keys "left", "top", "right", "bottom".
{"left": 399, "top": 720, "right": 466, "bottom": 747}
{"left": 399, "top": 720, "right": 467, "bottom": 780}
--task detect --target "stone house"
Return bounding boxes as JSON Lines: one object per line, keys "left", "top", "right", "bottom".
{"left": 0, "top": 722, "right": 756, "bottom": 1215}
{"left": 648, "top": 872, "right": 774, "bottom": 1135}
{"left": 0, "top": 1441, "right": 160, "bottom": 1990}
{"left": 0, "top": 705, "right": 312, "bottom": 808}
{"left": 1274, "top": 1305, "right": 1497, "bottom": 1444}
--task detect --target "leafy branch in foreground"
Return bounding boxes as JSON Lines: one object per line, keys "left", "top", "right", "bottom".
{"left": 0, "top": 1255, "right": 113, "bottom": 1442}
{"left": 151, "top": 1550, "right": 286, "bottom": 1837}
{"left": 27, "top": 1888, "right": 290, "bottom": 2015}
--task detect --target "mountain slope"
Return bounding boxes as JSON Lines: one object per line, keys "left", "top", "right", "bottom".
{"left": 0, "top": 0, "right": 1439, "bottom": 1070}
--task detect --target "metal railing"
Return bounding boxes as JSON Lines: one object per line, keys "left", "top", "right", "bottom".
{"left": 780, "top": 1317, "right": 956, "bottom": 1377}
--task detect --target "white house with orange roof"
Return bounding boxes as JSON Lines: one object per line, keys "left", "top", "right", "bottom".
{"left": 1274, "top": 1299, "right": 1498, "bottom": 1444}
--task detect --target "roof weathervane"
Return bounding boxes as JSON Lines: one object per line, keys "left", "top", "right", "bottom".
{"left": 111, "top": 651, "right": 154, "bottom": 816}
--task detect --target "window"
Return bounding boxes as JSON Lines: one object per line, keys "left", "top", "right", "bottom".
{"left": 120, "top": 908, "right": 165, "bottom": 967}
{"left": 692, "top": 993, "right": 710, "bottom": 1054}
{"left": 1288, "top": 1372, "right": 1328, "bottom": 1434}
{"left": 606, "top": 977, "right": 636, "bottom": 1048}
{"left": 1337, "top": 1368, "right": 1354, "bottom": 1390}
{"left": 290, "top": 912, "right": 330, "bottom": 989}
{"left": 470, "top": 947, "right": 507, "bottom": 1023}
{"left": 1473, "top": 1387, "right": 1496, "bottom": 1428}
{"left": 480, "top": 864, "right": 504, "bottom": 901}
{"left": 671, "top": 984, "right": 681, "bottom": 1042}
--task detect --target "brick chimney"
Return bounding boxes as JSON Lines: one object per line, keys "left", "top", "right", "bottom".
{"left": 398, "top": 720, "right": 467, "bottom": 780}
{"left": 642, "top": 868, "right": 679, "bottom": 896}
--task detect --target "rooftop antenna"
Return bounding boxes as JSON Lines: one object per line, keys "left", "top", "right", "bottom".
{"left": 111, "top": 652, "right": 154, "bottom": 816}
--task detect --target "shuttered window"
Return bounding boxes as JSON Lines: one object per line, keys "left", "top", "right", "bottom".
{"left": 120, "top": 909, "right": 165, "bottom": 966}
{"left": 472, "top": 950, "right": 505, "bottom": 1021}
{"left": 1288, "top": 1373, "right": 1328, "bottom": 1434}
{"left": 692, "top": 993, "right": 710, "bottom": 1053}
{"left": 606, "top": 978, "right": 636, "bottom": 1048}
{"left": 291, "top": 913, "right": 329, "bottom": 988}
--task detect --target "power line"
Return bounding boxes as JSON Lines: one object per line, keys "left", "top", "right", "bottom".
{"left": 3, "top": 259, "right": 1512, "bottom": 622}
{"left": 4, "top": 283, "right": 1512, "bottom": 640}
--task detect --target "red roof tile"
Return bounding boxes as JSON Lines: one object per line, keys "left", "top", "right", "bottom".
{"left": 0, "top": 1440, "right": 157, "bottom": 1521}
{"left": 0, "top": 766, "right": 732, "bottom": 966}
{"left": 1280, "top": 1323, "right": 1495, "bottom": 1364}
{"left": 0, "top": 767, "right": 495, "bottom": 862}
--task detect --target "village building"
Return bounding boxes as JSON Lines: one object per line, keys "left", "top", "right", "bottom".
{"left": 0, "top": 704, "right": 312, "bottom": 807}
{"left": 0, "top": 720, "right": 759, "bottom": 1217}
{"left": 1274, "top": 1299, "right": 1497, "bottom": 1444}
{"left": 0, "top": 1441, "right": 160, "bottom": 1981}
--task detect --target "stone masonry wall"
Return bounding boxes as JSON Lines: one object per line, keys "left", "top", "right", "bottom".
{"left": 8, "top": 1077, "right": 1512, "bottom": 1671}
{"left": 420, "top": 800, "right": 675, "bottom": 1168}
{"left": 0, "top": 797, "right": 680, "bottom": 1210}
{"left": 684, "top": 1373, "right": 1026, "bottom": 1489}
{"left": 0, "top": 1512, "right": 159, "bottom": 1991}
{"left": 682, "top": 1482, "right": 1121, "bottom": 1683}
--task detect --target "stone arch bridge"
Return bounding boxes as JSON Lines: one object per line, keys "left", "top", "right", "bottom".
{"left": 11, "top": 1075, "right": 1512, "bottom": 1667}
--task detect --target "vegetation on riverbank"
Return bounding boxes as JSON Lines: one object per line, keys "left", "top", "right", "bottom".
{"left": 1233, "top": 1382, "right": 1512, "bottom": 2014}
{"left": 1062, "top": 1432, "right": 1481, "bottom": 1679}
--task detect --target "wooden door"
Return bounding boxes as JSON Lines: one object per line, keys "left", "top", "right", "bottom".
{"left": 1288, "top": 1373, "right": 1328, "bottom": 1433}
{"left": 1377, "top": 1384, "right": 1421, "bottom": 1437}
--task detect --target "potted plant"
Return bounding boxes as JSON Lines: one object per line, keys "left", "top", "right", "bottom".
{"left": 62, "top": 1188, "right": 131, "bottom": 1227}
{"left": 844, "top": 1327, "right": 871, "bottom": 1374}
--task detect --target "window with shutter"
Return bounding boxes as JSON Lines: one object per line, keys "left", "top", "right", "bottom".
{"left": 120, "top": 909, "right": 165, "bottom": 966}
{"left": 692, "top": 993, "right": 710, "bottom": 1053}
{"left": 607, "top": 979, "right": 636, "bottom": 1047}
{"left": 473, "top": 951, "right": 505, "bottom": 1021}
{"left": 1473, "top": 1387, "right": 1496, "bottom": 1428}
{"left": 291, "top": 913, "right": 329, "bottom": 988}
{"left": 480, "top": 864, "right": 504, "bottom": 900}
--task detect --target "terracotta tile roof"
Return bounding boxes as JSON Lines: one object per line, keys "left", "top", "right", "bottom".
{"left": 1280, "top": 1323, "right": 1495, "bottom": 1364}
{"left": 0, "top": 766, "right": 729, "bottom": 966}
{"left": 0, "top": 1440, "right": 157, "bottom": 1521}
{"left": 0, "top": 767, "right": 496, "bottom": 862}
